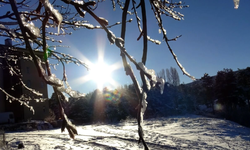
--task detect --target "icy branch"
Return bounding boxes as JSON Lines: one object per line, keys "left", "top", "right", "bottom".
{"left": 138, "top": 62, "right": 165, "bottom": 93}
{"left": 0, "top": 87, "right": 35, "bottom": 114}
{"left": 140, "top": 92, "right": 148, "bottom": 122}
{"left": 20, "top": 14, "right": 40, "bottom": 39}
{"left": 150, "top": 1, "right": 195, "bottom": 80}
{"left": 132, "top": 0, "right": 161, "bottom": 45}
{"left": 40, "top": 0, "right": 63, "bottom": 33}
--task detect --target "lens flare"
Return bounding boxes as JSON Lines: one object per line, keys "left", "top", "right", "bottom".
{"left": 214, "top": 103, "right": 224, "bottom": 111}
{"left": 103, "top": 88, "right": 121, "bottom": 102}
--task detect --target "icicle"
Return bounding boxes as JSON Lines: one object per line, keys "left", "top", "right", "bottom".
{"left": 140, "top": 92, "right": 148, "bottom": 123}
{"left": 29, "top": 106, "right": 35, "bottom": 114}
{"left": 233, "top": 0, "right": 240, "bottom": 9}
{"left": 156, "top": 77, "right": 165, "bottom": 94}
{"left": 144, "top": 75, "right": 151, "bottom": 91}
{"left": 40, "top": 0, "right": 63, "bottom": 34}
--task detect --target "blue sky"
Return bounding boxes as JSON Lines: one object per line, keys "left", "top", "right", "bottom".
{"left": 55, "top": 0, "right": 250, "bottom": 97}
{"left": 1, "top": 1, "right": 250, "bottom": 97}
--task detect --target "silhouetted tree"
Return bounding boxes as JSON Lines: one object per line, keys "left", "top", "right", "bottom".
{"left": 68, "top": 97, "right": 93, "bottom": 123}
{"left": 200, "top": 73, "right": 215, "bottom": 113}
{"left": 237, "top": 67, "right": 250, "bottom": 109}
{"left": 157, "top": 69, "right": 166, "bottom": 81}
{"left": 215, "top": 69, "right": 238, "bottom": 111}
{"left": 166, "top": 67, "right": 180, "bottom": 86}
{"left": 178, "top": 84, "right": 197, "bottom": 113}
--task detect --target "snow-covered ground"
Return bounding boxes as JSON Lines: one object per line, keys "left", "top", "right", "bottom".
{"left": 2, "top": 115, "right": 250, "bottom": 150}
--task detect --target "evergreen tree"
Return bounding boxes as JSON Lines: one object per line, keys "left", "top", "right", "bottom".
{"left": 237, "top": 67, "right": 250, "bottom": 109}
{"left": 215, "top": 69, "right": 238, "bottom": 111}
{"left": 201, "top": 73, "right": 215, "bottom": 113}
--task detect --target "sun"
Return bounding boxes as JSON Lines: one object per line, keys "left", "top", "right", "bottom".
{"left": 89, "top": 61, "right": 113, "bottom": 90}
{"left": 69, "top": 33, "right": 122, "bottom": 91}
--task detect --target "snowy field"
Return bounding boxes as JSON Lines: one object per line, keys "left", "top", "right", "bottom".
{"left": 2, "top": 115, "right": 250, "bottom": 150}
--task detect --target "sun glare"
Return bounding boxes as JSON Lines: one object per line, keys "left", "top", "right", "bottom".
{"left": 89, "top": 61, "right": 113, "bottom": 90}
{"left": 69, "top": 34, "right": 122, "bottom": 91}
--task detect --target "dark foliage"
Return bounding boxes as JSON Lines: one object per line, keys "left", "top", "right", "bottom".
{"left": 182, "top": 67, "right": 250, "bottom": 127}
{"left": 215, "top": 69, "right": 238, "bottom": 110}
{"left": 200, "top": 73, "right": 215, "bottom": 112}
{"left": 48, "top": 67, "right": 250, "bottom": 129}
{"left": 53, "top": 86, "right": 137, "bottom": 124}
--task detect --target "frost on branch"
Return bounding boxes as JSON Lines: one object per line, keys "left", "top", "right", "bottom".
{"left": 57, "top": 81, "right": 85, "bottom": 99}
{"left": 99, "top": 17, "right": 109, "bottom": 26}
{"left": 138, "top": 62, "right": 148, "bottom": 74}
{"left": 151, "top": 0, "right": 187, "bottom": 21}
{"left": 138, "top": 62, "right": 165, "bottom": 94}
{"left": 20, "top": 14, "right": 40, "bottom": 39}
{"left": 147, "top": 36, "right": 161, "bottom": 45}
{"left": 82, "top": 23, "right": 95, "bottom": 29}
{"left": 36, "top": 58, "right": 84, "bottom": 98}
{"left": 115, "top": 37, "right": 124, "bottom": 49}
{"left": 40, "top": 0, "right": 63, "bottom": 33}
{"left": 44, "top": 73, "right": 63, "bottom": 87}
{"left": 74, "top": 0, "right": 84, "bottom": 5}
{"left": 107, "top": 30, "right": 116, "bottom": 45}
{"left": 0, "top": 88, "right": 35, "bottom": 114}
{"left": 0, "top": 24, "right": 17, "bottom": 38}
{"left": 43, "top": 73, "right": 85, "bottom": 99}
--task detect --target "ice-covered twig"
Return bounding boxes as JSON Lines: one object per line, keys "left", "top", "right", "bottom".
{"left": 150, "top": 1, "right": 195, "bottom": 80}
{"left": 57, "top": 82, "right": 85, "bottom": 99}
{"left": 132, "top": 0, "right": 161, "bottom": 45}
{"left": 40, "top": 0, "right": 63, "bottom": 34}
{"left": 0, "top": 87, "right": 35, "bottom": 114}
{"left": 49, "top": 50, "right": 90, "bottom": 70}
{"left": 3, "top": 51, "right": 43, "bottom": 97}
{"left": 41, "top": 16, "right": 85, "bottom": 99}
{"left": 41, "top": 13, "right": 79, "bottom": 139}
{"left": 61, "top": 109, "right": 78, "bottom": 139}
{"left": 138, "top": 62, "right": 165, "bottom": 94}
{"left": 20, "top": 14, "right": 40, "bottom": 39}
{"left": 140, "top": 92, "right": 148, "bottom": 122}
{"left": 10, "top": 0, "right": 43, "bottom": 79}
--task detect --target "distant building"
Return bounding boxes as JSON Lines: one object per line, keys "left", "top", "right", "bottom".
{"left": 0, "top": 39, "right": 49, "bottom": 122}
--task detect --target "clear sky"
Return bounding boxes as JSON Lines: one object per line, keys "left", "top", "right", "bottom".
{"left": 1, "top": 1, "right": 250, "bottom": 98}
{"left": 53, "top": 0, "right": 250, "bottom": 97}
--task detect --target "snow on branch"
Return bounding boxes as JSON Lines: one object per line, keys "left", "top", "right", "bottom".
{"left": 36, "top": 57, "right": 85, "bottom": 99}
{"left": 0, "top": 87, "right": 35, "bottom": 114}
{"left": 138, "top": 62, "right": 165, "bottom": 94}
{"left": 20, "top": 14, "right": 40, "bottom": 39}
{"left": 132, "top": 0, "right": 161, "bottom": 45}
{"left": 150, "top": 1, "right": 195, "bottom": 81}
{"left": 40, "top": 0, "right": 63, "bottom": 33}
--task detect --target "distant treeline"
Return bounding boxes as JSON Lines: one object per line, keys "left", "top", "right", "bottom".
{"left": 48, "top": 67, "right": 250, "bottom": 127}
{"left": 181, "top": 67, "right": 250, "bottom": 127}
